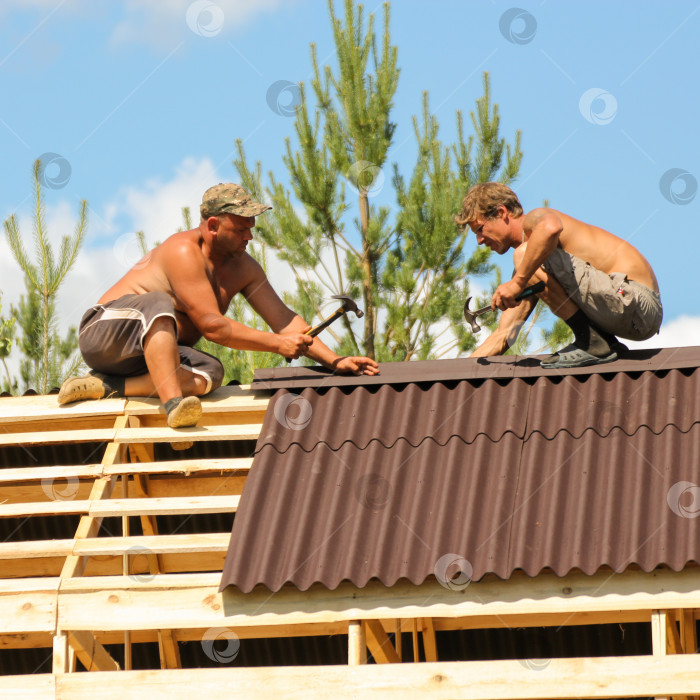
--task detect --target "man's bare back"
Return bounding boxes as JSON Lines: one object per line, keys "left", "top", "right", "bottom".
{"left": 532, "top": 209, "right": 659, "bottom": 293}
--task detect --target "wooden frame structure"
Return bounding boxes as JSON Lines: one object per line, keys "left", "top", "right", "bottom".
{"left": 1, "top": 386, "right": 699, "bottom": 699}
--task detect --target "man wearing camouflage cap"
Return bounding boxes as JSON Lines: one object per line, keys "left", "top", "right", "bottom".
{"left": 58, "top": 183, "right": 379, "bottom": 429}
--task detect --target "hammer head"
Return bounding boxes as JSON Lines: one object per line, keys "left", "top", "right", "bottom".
{"left": 462, "top": 297, "right": 481, "bottom": 334}
{"left": 331, "top": 294, "right": 364, "bottom": 318}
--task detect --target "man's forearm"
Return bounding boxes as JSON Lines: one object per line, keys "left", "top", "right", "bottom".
{"left": 280, "top": 314, "right": 342, "bottom": 369}
{"left": 204, "top": 316, "right": 281, "bottom": 353}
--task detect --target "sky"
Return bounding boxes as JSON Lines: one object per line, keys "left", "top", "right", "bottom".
{"left": 2, "top": 0, "right": 700, "bottom": 374}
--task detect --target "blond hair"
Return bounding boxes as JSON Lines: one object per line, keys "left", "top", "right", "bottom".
{"left": 454, "top": 182, "right": 523, "bottom": 229}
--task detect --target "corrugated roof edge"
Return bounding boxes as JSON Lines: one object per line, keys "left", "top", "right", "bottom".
{"left": 252, "top": 346, "right": 700, "bottom": 390}
{"left": 228, "top": 560, "right": 700, "bottom": 594}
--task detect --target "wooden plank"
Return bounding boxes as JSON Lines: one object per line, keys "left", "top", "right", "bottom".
{"left": 57, "top": 569, "right": 700, "bottom": 633}
{"left": 103, "top": 457, "right": 253, "bottom": 477}
{"left": 51, "top": 655, "right": 700, "bottom": 699}
{"left": 364, "top": 619, "right": 400, "bottom": 664}
{"left": 0, "top": 673, "right": 54, "bottom": 699}
{"left": 0, "top": 499, "right": 92, "bottom": 518}
{"left": 681, "top": 608, "right": 698, "bottom": 654}
{"left": 0, "top": 589, "right": 57, "bottom": 634}
{"left": 73, "top": 533, "right": 230, "bottom": 556}
{"left": 88, "top": 495, "right": 239, "bottom": 517}
{"left": 0, "top": 394, "right": 125, "bottom": 425}
{"left": 0, "top": 539, "right": 74, "bottom": 560}
{"left": 113, "top": 424, "right": 261, "bottom": 444}
{"left": 68, "top": 630, "right": 120, "bottom": 672}
{"left": 124, "top": 385, "right": 269, "bottom": 416}
{"left": 0, "top": 458, "right": 251, "bottom": 483}
{"left": 0, "top": 428, "right": 117, "bottom": 446}
{"left": 0, "top": 464, "right": 102, "bottom": 484}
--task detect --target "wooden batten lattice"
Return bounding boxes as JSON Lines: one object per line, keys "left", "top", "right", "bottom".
{"left": 0, "top": 387, "right": 699, "bottom": 699}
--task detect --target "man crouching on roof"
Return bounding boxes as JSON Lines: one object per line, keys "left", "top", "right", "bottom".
{"left": 454, "top": 182, "right": 662, "bottom": 368}
{"left": 58, "top": 183, "right": 379, "bottom": 428}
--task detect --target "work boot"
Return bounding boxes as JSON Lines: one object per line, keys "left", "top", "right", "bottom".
{"left": 165, "top": 396, "right": 202, "bottom": 429}
{"left": 58, "top": 373, "right": 107, "bottom": 405}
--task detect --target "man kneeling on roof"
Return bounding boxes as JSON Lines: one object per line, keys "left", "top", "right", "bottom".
{"left": 454, "top": 182, "right": 662, "bottom": 368}
{"left": 58, "top": 183, "right": 379, "bottom": 428}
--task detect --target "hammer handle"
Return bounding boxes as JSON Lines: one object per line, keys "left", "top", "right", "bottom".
{"left": 473, "top": 280, "right": 545, "bottom": 315}
{"left": 284, "top": 306, "right": 344, "bottom": 363}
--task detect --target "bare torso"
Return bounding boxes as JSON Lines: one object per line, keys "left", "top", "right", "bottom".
{"left": 546, "top": 210, "right": 659, "bottom": 292}
{"left": 99, "top": 229, "right": 258, "bottom": 346}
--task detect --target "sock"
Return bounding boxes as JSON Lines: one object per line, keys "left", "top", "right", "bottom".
{"left": 99, "top": 374, "right": 126, "bottom": 397}
{"left": 164, "top": 396, "right": 184, "bottom": 416}
{"left": 564, "top": 310, "right": 616, "bottom": 357}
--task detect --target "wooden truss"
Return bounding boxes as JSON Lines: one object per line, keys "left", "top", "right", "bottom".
{"left": 0, "top": 387, "right": 698, "bottom": 699}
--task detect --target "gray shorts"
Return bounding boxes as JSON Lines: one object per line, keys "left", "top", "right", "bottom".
{"left": 543, "top": 249, "right": 663, "bottom": 341}
{"left": 78, "top": 292, "right": 224, "bottom": 393}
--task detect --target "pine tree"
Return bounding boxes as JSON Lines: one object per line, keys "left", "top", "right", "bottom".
{"left": 3, "top": 159, "right": 87, "bottom": 394}
{"left": 235, "top": 0, "right": 524, "bottom": 361}
{"left": 0, "top": 296, "right": 16, "bottom": 394}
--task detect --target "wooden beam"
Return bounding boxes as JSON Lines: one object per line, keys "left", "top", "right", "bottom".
{"left": 421, "top": 617, "right": 438, "bottom": 662}
{"left": 652, "top": 610, "right": 667, "bottom": 656}
{"left": 364, "top": 619, "right": 399, "bottom": 664}
{"left": 68, "top": 630, "right": 120, "bottom": 672}
{"left": 348, "top": 620, "right": 366, "bottom": 665}
{"left": 680, "top": 609, "right": 698, "bottom": 654}
{"left": 60, "top": 415, "right": 129, "bottom": 580}
{"left": 45, "top": 655, "right": 700, "bottom": 699}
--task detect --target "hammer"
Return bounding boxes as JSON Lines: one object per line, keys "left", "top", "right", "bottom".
{"left": 463, "top": 281, "right": 545, "bottom": 333}
{"left": 286, "top": 294, "right": 364, "bottom": 362}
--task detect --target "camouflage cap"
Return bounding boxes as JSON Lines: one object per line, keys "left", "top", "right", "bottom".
{"left": 200, "top": 183, "right": 272, "bottom": 219}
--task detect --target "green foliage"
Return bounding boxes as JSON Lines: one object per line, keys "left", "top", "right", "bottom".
{"left": 234, "top": 0, "right": 524, "bottom": 361}
{"left": 2, "top": 159, "right": 87, "bottom": 393}
{"left": 0, "top": 296, "right": 16, "bottom": 393}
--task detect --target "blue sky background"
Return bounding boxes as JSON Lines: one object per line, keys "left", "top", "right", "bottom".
{"left": 2, "top": 0, "right": 699, "bottom": 362}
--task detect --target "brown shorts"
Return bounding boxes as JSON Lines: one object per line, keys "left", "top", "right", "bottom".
{"left": 78, "top": 292, "right": 224, "bottom": 393}
{"left": 543, "top": 249, "right": 663, "bottom": 341}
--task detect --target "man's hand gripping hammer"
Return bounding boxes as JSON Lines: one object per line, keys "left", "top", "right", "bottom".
{"left": 286, "top": 294, "right": 364, "bottom": 362}
{"left": 463, "top": 281, "right": 545, "bottom": 333}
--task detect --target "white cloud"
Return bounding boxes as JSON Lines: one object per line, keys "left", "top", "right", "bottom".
{"left": 626, "top": 316, "right": 700, "bottom": 351}
{"left": 110, "top": 0, "right": 287, "bottom": 49}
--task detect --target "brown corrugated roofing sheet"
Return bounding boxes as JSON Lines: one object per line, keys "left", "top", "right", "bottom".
{"left": 221, "top": 348, "right": 700, "bottom": 593}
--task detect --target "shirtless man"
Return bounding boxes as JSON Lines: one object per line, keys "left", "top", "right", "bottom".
{"left": 58, "top": 183, "right": 379, "bottom": 427}
{"left": 454, "top": 182, "right": 662, "bottom": 367}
